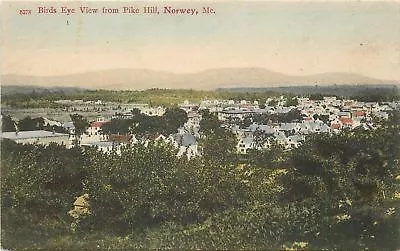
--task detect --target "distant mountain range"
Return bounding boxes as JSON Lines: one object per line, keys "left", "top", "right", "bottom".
{"left": 1, "top": 68, "right": 398, "bottom": 91}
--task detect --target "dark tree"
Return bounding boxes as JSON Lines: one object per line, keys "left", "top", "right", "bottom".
{"left": 268, "top": 99, "right": 279, "bottom": 106}
{"left": 163, "top": 107, "right": 188, "bottom": 135}
{"left": 313, "top": 114, "right": 330, "bottom": 124}
{"left": 44, "top": 124, "right": 68, "bottom": 134}
{"left": 101, "top": 119, "right": 134, "bottom": 135}
{"left": 285, "top": 97, "right": 299, "bottom": 107}
{"left": 239, "top": 117, "right": 253, "bottom": 129}
{"left": 70, "top": 113, "right": 89, "bottom": 145}
{"left": 1, "top": 114, "right": 16, "bottom": 132}
{"left": 199, "top": 129, "right": 237, "bottom": 166}
{"left": 18, "top": 116, "right": 45, "bottom": 131}
{"left": 199, "top": 109, "right": 222, "bottom": 136}
{"left": 131, "top": 108, "right": 141, "bottom": 116}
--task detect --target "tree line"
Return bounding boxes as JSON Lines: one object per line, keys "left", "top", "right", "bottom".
{"left": 1, "top": 114, "right": 68, "bottom": 133}
{"left": 101, "top": 107, "right": 188, "bottom": 137}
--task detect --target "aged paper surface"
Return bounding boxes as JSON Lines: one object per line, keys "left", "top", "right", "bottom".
{"left": 1, "top": 0, "right": 399, "bottom": 250}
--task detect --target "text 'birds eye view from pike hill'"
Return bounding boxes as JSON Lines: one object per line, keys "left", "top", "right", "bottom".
{"left": 1, "top": 1, "right": 399, "bottom": 250}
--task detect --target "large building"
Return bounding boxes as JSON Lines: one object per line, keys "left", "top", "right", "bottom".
{"left": 1, "top": 130, "right": 71, "bottom": 148}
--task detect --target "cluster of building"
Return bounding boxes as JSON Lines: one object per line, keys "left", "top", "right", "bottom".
{"left": 216, "top": 96, "right": 397, "bottom": 153}
{"left": 1, "top": 96, "right": 398, "bottom": 159}
{"left": 75, "top": 114, "right": 199, "bottom": 158}
{"left": 55, "top": 99, "right": 166, "bottom": 117}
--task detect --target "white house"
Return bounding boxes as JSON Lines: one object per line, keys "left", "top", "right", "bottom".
{"left": 278, "top": 123, "right": 300, "bottom": 134}
{"left": 81, "top": 141, "right": 125, "bottom": 155}
{"left": 81, "top": 117, "right": 109, "bottom": 144}
{"left": 237, "top": 136, "right": 255, "bottom": 154}
{"left": 185, "top": 111, "right": 202, "bottom": 130}
{"left": 167, "top": 132, "right": 199, "bottom": 159}
{"left": 287, "top": 135, "right": 304, "bottom": 148}
{"left": 177, "top": 133, "right": 199, "bottom": 159}
{"left": 63, "top": 121, "right": 75, "bottom": 135}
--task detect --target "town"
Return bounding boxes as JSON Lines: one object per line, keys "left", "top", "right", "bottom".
{"left": 2, "top": 87, "right": 399, "bottom": 250}
{"left": 2, "top": 94, "right": 398, "bottom": 158}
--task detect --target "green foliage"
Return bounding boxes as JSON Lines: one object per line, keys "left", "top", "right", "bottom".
{"left": 199, "top": 129, "right": 237, "bottom": 166}
{"left": 2, "top": 88, "right": 276, "bottom": 109}
{"left": 313, "top": 114, "right": 330, "bottom": 124}
{"left": 14, "top": 115, "right": 68, "bottom": 133}
{"left": 83, "top": 142, "right": 250, "bottom": 234}
{"left": 163, "top": 107, "right": 188, "bottom": 135}
{"left": 1, "top": 113, "right": 16, "bottom": 132}
{"left": 246, "top": 142, "right": 286, "bottom": 169}
{"left": 1, "top": 115, "right": 68, "bottom": 133}
{"left": 199, "top": 109, "right": 222, "bottom": 135}
{"left": 70, "top": 113, "right": 89, "bottom": 144}
{"left": 128, "top": 107, "right": 187, "bottom": 137}
{"left": 1, "top": 140, "right": 87, "bottom": 248}
{"left": 84, "top": 143, "right": 185, "bottom": 231}
{"left": 18, "top": 116, "right": 45, "bottom": 131}
{"left": 268, "top": 99, "right": 279, "bottom": 106}
{"left": 281, "top": 114, "right": 400, "bottom": 249}
{"left": 285, "top": 96, "right": 299, "bottom": 107}
{"left": 1, "top": 113, "right": 399, "bottom": 250}
{"left": 309, "top": 93, "right": 324, "bottom": 100}
{"left": 142, "top": 200, "right": 321, "bottom": 250}
{"left": 352, "top": 86, "right": 400, "bottom": 102}
{"left": 101, "top": 119, "right": 134, "bottom": 135}
{"left": 2, "top": 86, "right": 398, "bottom": 110}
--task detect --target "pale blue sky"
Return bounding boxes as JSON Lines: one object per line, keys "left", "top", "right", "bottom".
{"left": 1, "top": 1, "right": 400, "bottom": 80}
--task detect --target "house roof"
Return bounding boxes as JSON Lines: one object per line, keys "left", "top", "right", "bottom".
{"left": 109, "top": 134, "right": 132, "bottom": 143}
{"left": 1, "top": 130, "right": 68, "bottom": 140}
{"left": 240, "top": 136, "right": 254, "bottom": 145}
{"left": 43, "top": 117, "right": 62, "bottom": 127}
{"left": 274, "top": 133, "right": 287, "bottom": 141}
{"left": 339, "top": 117, "right": 353, "bottom": 125}
{"left": 82, "top": 141, "right": 115, "bottom": 147}
{"left": 352, "top": 111, "right": 365, "bottom": 117}
{"left": 279, "top": 123, "right": 298, "bottom": 131}
{"left": 274, "top": 107, "right": 291, "bottom": 114}
{"left": 248, "top": 124, "right": 259, "bottom": 132}
{"left": 257, "top": 124, "right": 276, "bottom": 134}
{"left": 181, "top": 133, "right": 196, "bottom": 147}
{"left": 231, "top": 125, "right": 241, "bottom": 133}
{"left": 187, "top": 112, "right": 201, "bottom": 118}
{"left": 320, "top": 124, "right": 330, "bottom": 132}
{"left": 169, "top": 133, "right": 197, "bottom": 146}
{"left": 338, "top": 111, "right": 351, "bottom": 117}
{"left": 90, "top": 121, "right": 108, "bottom": 128}
{"left": 288, "top": 135, "right": 304, "bottom": 143}
{"left": 304, "top": 121, "right": 326, "bottom": 130}
{"left": 63, "top": 121, "right": 75, "bottom": 130}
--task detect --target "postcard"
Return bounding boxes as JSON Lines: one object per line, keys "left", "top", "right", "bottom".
{"left": 1, "top": 1, "right": 399, "bottom": 250}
